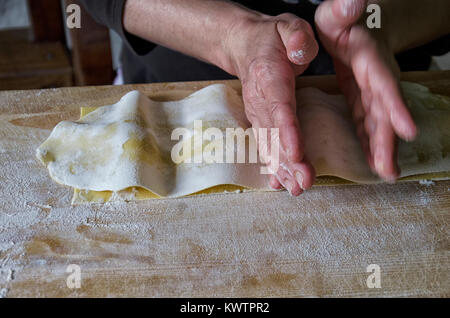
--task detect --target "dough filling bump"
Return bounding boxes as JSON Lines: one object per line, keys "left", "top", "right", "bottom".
{"left": 36, "top": 83, "right": 450, "bottom": 204}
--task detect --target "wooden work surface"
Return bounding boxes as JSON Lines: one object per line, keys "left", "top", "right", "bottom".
{"left": 0, "top": 71, "right": 449, "bottom": 297}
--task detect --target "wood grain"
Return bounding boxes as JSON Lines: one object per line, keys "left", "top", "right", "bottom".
{"left": 0, "top": 72, "right": 449, "bottom": 297}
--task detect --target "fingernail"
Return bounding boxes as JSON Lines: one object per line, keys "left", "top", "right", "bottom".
{"left": 406, "top": 127, "right": 419, "bottom": 142}
{"left": 290, "top": 42, "right": 313, "bottom": 66}
{"left": 295, "top": 171, "right": 305, "bottom": 190}
{"left": 283, "top": 179, "right": 294, "bottom": 195}
{"left": 290, "top": 49, "right": 305, "bottom": 62}
{"left": 341, "top": 0, "right": 353, "bottom": 17}
{"left": 375, "top": 158, "right": 384, "bottom": 175}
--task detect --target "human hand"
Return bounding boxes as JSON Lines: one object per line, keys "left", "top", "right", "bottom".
{"left": 225, "top": 13, "right": 319, "bottom": 195}
{"left": 315, "top": 0, "right": 417, "bottom": 181}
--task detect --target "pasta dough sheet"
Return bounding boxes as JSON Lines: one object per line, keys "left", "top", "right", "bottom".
{"left": 297, "top": 83, "right": 450, "bottom": 183}
{"left": 35, "top": 82, "right": 450, "bottom": 204}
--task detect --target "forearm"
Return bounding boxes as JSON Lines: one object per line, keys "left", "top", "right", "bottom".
{"left": 123, "top": 0, "right": 262, "bottom": 74}
{"left": 374, "top": 0, "right": 450, "bottom": 53}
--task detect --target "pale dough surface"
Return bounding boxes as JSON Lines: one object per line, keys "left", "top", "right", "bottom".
{"left": 36, "top": 83, "right": 450, "bottom": 204}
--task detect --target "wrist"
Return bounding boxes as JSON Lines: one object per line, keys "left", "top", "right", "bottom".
{"left": 123, "top": 0, "right": 264, "bottom": 73}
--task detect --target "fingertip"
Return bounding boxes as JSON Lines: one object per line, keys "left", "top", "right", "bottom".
{"left": 371, "top": 119, "right": 400, "bottom": 181}
{"left": 374, "top": 148, "right": 399, "bottom": 182}
{"left": 404, "top": 123, "right": 418, "bottom": 142}
{"left": 270, "top": 175, "right": 282, "bottom": 189}
{"left": 282, "top": 178, "right": 303, "bottom": 196}
{"left": 287, "top": 30, "right": 319, "bottom": 66}
{"left": 301, "top": 164, "right": 316, "bottom": 190}
{"left": 390, "top": 109, "right": 418, "bottom": 142}
{"left": 292, "top": 160, "right": 316, "bottom": 190}
{"left": 405, "top": 125, "right": 418, "bottom": 142}
{"left": 336, "top": 0, "right": 367, "bottom": 20}
{"left": 290, "top": 183, "right": 304, "bottom": 196}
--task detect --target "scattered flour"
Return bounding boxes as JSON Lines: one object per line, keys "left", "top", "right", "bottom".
{"left": 0, "top": 102, "right": 449, "bottom": 297}
{"left": 0, "top": 288, "right": 8, "bottom": 298}
{"left": 290, "top": 49, "right": 305, "bottom": 60}
{"left": 419, "top": 179, "right": 435, "bottom": 186}
{"left": 0, "top": 269, "right": 14, "bottom": 282}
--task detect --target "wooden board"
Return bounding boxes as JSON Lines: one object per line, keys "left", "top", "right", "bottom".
{"left": 0, "top": 71, "right": 449, "bottom": 297}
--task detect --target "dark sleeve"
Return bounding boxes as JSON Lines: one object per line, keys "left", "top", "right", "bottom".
{"left": 78, "top": 0, "right": 155, "bottom": 56}
{"left": 420, "top": 34, "right": 450, "bottom": 57}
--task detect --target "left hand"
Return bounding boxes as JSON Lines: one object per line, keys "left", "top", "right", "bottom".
{"left": 315, "top": 0, "right": 417, "bottom": 181}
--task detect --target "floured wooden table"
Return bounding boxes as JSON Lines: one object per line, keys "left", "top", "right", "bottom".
{"left": 0, "top": 71, "right": 449, "bottom": 297}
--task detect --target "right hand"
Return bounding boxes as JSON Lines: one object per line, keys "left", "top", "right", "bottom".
{"left": 225, "top": 13, "right": 319, "bottom": 195}
{"left": 315, "top": 0, "right": 417, "bottom": 181}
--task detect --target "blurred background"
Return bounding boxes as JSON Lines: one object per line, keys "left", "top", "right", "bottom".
{"left": 0, "top": 0, "right": 124, "bottom": 90}
{"left": 0, "top": 0, "right": 449, "bottom": 91}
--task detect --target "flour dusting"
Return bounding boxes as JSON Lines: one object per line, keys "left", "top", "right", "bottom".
{"left": 0, "top": 87, "right": 449, "bottom": 297}
{"left": 419, "top": 179, "right": 435, "bottom": 186}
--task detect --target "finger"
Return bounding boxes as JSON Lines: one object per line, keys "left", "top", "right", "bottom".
{"left": 290, "top": 159, "right": 316, "bottom": 190}
{"left": 372, "top": 61, "right": 418, "bottom": 141}
{"left": 357, "top": 122, "right": 374, "bottom": 170}
{"left": 273, "top": 158, "right": 316, "bottom": 191}
{"left": 333, "top": 60, "right": 375, "bottom": 170}
{"left": 372, "top": 117, "right": 399, "bottom": 181}
{"left": 352, "top": 45, "right": 417, "bottom": 141}
{"left": 265, "top": 95, "right": 314, "bottom": 192}
{"left": 350, "top": 93, "right": 375, "bottom": 170}
{"left": 244, "top": 58, "right": 315, "bottom": 190}
{"left": 334, "top": 58, "right": 359, "bottom": 104}
{"left": 315, "top": 0, "right": 367, "bottom": 37}
{"left": 270, "top": 175, "right": 283, "bottom": 190}
{"left": 275, "top": 165, "right": 303, "bottom": 196}
{"left": 277, "top": 13, "right": 316, "bottom": 37}
{"left": 286, "top": 30, "right": 319, "bottom": 66}
{"left": 365, "top": 113, "right": 377, "bottom": 171}
{"left": 276, "top": 16, "right": 319, "bottom": 66}
{"left": 291, "top": 63, "right": 310, "bottom": 76}
{"left": 335, "top": 0, "right": 367, "bottom": 21}
{"left": 271, "top": 101, "right": 305, "bottom": 163}
{"left": 254, "top": 62, "right": 305, "bottom": 163}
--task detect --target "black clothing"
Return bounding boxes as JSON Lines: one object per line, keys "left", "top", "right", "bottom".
{"left": 79, "top": 0, "right": 449, "bottom": 84}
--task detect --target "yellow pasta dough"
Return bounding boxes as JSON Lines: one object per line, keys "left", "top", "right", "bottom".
{"left": 36, "top": 83, "right": 450, "bottom": 204}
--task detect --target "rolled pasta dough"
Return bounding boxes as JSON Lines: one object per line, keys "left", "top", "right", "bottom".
{"left": 36, "top": 82, "right": 450, "bottom": 204}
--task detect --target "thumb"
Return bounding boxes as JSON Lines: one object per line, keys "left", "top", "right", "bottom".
{"left": 276, "top": 15, "right": 319, "bottom": 66}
